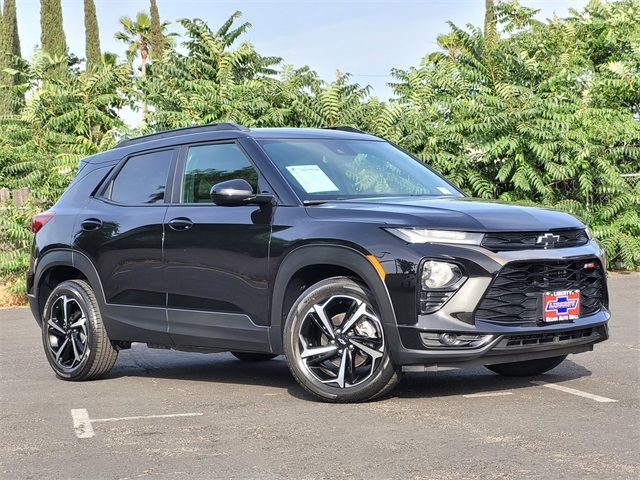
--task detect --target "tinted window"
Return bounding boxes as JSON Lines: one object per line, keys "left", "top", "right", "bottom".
{"left": 181, "top": 143, "right": 259, "bottom": 203}
{"left": 110, "top": 150, "right": 173, "bottom": 204}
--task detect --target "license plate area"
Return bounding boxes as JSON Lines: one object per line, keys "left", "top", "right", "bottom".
{"left": 543, "top": 290, "right": 580, "bottom": 322}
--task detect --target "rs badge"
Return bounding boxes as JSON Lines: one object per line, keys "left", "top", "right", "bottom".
{"left": 543, "top": 290, "right": 581, "bottom": 322}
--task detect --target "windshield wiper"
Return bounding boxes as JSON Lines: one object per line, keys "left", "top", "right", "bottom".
{"left": 303, "top": 199, "right": 333, "bottom": 205}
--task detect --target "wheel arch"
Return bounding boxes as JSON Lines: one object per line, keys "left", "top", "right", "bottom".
{"left": 268, "top": 244, "right": 399, "bottom": 354}
{"left": 33, "top": 249, "right": 106, "bottom": 325}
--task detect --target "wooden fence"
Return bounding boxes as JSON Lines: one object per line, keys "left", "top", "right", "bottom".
{"left": 0, "top": 187, "right": 31, "bottom": 208}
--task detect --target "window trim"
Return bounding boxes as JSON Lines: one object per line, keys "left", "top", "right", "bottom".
{"left": 170, "top": 140, "right": 277, "bottom": 206}
{"left": 95, "top": 147, "right": 178, "bottom": 207}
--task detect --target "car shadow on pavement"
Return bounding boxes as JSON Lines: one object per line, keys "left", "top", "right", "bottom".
{"left": 109, "top": 349, "right": 297, "bottom": 390}
{"left": 392, "top": 360, "right": 592, "bottom": 400}
{"left": 108, "top": 346, "right": 592, "bottom": 402}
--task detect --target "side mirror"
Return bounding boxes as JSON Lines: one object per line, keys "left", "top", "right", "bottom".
{"left": 210, "top": 179, "right": 274, "bottom": 207}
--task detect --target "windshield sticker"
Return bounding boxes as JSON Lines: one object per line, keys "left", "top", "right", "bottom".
{"left": 436, "top": 186, "right": 453, "bottom": 195}
{"left": 286, "top": 165, "right": 340, "bottom": 193}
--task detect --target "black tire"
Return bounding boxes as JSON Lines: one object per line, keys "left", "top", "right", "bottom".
{"left": 42, "top": 279, "right": 118, "bottom": 381}
{"left": 283, "top": 276, "right": 401, "bottom": 403}
{"left": 231, "top": 352, "right": 279, "bottom": 362}
{"left": 485, "top": 355, "right": 567, "bottom": 377}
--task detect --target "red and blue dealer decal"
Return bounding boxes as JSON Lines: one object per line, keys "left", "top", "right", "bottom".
{"left": 543, "top": 290, "right": 581, "bottom": 322}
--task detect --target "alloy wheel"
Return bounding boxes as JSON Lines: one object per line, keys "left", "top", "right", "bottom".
{"left": 45, "top": 295, "right": 89, "bottom": 371}
{"left": 296, "top": 294, "right": 385, "bottom": 388}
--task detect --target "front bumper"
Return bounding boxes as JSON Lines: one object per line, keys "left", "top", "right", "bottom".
{"left": 384, "top": 240, "right": 610, "bottom": 366}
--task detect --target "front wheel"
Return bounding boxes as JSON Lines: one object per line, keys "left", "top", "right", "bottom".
{"left": 42, "top": 279, "right": 118, "bottom": 381}
{"left": 485, "top": 355, "right": 567, "bottom": 377}
{"left": 283, "top": 277, "right": 400, "bottom": 403}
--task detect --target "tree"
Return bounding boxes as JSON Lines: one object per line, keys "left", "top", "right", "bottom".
{"left": 484, "top": 0, "right": 497, "bottom": 45}
{"left": 149, "top": 0, "right": 164, "bottom": 61}
{"left": 387, "top": 1, "right": 640, "bottom": 269}
{"left": 0, "top": 52, "right": 130, "bottom": 295}
{"left": 140, "top": 12, "right": 281, "bottom": 129}
{"left": 84, "top": 0, "right": 101, "bottom": 69}
{"left": 115, "top": 12, "right": 173, "bottom": 76}
{"left": 40, "top": 0, "right": 68, "bottom": 59}
{"left": 0, "top": 0, "right": 22, "bottom": 113}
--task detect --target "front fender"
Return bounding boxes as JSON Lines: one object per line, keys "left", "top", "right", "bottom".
{"left": 268, "top": 244, "right": 401, "bottom": 356}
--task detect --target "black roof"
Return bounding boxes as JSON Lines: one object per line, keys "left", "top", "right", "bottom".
{"left": 81, "top": 123, "right": 382, "bottom": 165}
{"left": 116, "top": 122, "right": 250, "bottom": 148}
{"left": 115, "top": 123, "right": 379, "bottom": 148}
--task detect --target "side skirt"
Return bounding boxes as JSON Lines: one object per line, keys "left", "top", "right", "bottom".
{"left": 166, "top": 308, "right": 272, "bottom": 353}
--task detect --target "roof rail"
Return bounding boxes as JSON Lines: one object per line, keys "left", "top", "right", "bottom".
{"left": 323, "top": 126, "right": 369, "bottom": 134}
{"left": 116, "top": 122, "right": 250, "bottom": 148}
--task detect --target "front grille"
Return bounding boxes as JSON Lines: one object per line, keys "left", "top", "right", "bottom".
{"left": 475, "top": 258, "right": 605, "bottom": 324}
{"left": 482, "top": 229, "right": 589, "bottom": 251}
{"left": 494, "top": 328, "right": 597, "bottom": 349}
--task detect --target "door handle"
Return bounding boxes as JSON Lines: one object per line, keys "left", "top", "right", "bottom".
{"left": 168, "top": 217, "right": 193, "bottom": 231}
{"left": 80, "top": 218, "right": 103, "bottom": 231}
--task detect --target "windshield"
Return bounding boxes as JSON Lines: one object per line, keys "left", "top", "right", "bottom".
{"left": 258, "top": 139, "right": 462, "bottom": 202}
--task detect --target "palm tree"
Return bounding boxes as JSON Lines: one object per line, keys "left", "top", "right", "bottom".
{"left": 115, "top": 12, "right": 152, "bottom": 77}
{"left": 115, "top": 12, "right": 174, "bottom": 76}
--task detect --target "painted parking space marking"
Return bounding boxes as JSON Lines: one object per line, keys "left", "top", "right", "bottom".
{"left": 463, "top": 391, "right": 513, "bottom": 398}
{"left": 531, "top": 381, "right": 618, "bottom": 403}
{"left": 71, "top": 408, "right": 94, "bottom": 439}
{"left": 71, "top": 408, "right": 203, "bottom": 438}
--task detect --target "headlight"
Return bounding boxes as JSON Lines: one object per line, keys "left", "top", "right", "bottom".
{"left": 421, "top": 260, "right": 463, "bottom": 289}
{"left": 386, "top": 228, "right": 484, "bottom": 245}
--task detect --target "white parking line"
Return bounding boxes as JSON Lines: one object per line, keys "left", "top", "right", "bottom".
{"left": 531, "top": 381, "right": 618, "bottom": 403}
{"left": 92, "top": 412, "right": 203, "bottom": 423}
{"left": 71, "top": 409, "right": 203, "bottom": 438}
{"left": 463, "top": 391, "right": 513, "bottom": 398}
{"left": 71, "top": 408, "right": 95, "bottom": 439}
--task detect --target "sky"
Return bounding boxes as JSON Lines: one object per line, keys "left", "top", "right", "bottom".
{"left": 11, "top": 0, "right": 587, "bottom": 123}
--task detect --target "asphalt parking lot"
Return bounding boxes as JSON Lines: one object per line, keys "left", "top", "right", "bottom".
{"left": 1, "top": 274, "right": 638, "bottom": 480}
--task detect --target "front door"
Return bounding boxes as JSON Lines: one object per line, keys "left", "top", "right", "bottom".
{"left": 163, "top": 142, "right": 272, "bottom": 350}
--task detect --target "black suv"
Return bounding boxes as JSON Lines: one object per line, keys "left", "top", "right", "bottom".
{"left": 27, "top": 123, "right": 609, "bottom": 402}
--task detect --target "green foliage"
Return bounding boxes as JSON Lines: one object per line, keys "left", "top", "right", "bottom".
{"left": 0, "top": 54, "right": 130, "bottom": 292}
{"left": 1, "top": 1, "right": 639, "bottom": 300}
{"left": 0, "top": 0, "right": 22, "bottom": 113}
{"left": 1, "top": 0, "right": 21, "bottom": 58}
{"left": 149, "top": 0, "right": 164, "bottom": 61}
{"left": 0, "top": 202, "right": 32, "bottom": 295}
{"left": 40, "top": 0, "right": 68, "bottom": 58}
{"left": 84, "top": 0, "right": 101, "bottom": 70}
{"left": 115, "top": 12, "right": 152, "bottom": 74}
{"left": 386, "top": 0, "right": 640, "bottom": 269}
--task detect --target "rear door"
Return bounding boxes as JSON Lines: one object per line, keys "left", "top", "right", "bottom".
{"left": 74, "top": 148, "right": 176, "bottom": 343}
{"left": 163, "top": 141, "right": 272, "bottom": 351}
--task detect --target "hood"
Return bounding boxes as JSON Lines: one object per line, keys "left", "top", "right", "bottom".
{"left": 304, "top": 196, "right": 585, "bottom": 232}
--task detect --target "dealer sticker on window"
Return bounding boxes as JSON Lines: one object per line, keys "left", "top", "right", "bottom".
{"left": 543, "top": 290, "right": 580, "bottom": 322}
{"left": 285, "top": 165, "right": 340, "bottom": 193}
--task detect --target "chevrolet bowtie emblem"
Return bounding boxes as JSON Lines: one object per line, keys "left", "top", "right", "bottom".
{"left": 536, "top": 232, "right": 561, "bottom": 248}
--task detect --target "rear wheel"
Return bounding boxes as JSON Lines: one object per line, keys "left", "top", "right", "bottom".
{"left": 42, "top": 279, "right": 118, "bottom": 381}
{"left": 485, "top": 355, "right": 567, "bottom": 377}
{"left": 231, "top": 352, "right": 278, "bottom": 362}
{"left": 283, "top": 277, "right": 400, "bottom": 403}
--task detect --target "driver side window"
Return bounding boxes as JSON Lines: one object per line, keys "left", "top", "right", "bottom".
{"left": 181, "top": 143, "right": 259, "bottom": 203}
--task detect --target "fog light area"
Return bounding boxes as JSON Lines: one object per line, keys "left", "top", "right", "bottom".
{"left": 421, "top": 332, "right": 494, "bottom": 349}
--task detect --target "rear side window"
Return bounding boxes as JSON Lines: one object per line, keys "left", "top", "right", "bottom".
{"left": 110, "top": 149, "right": 173, "bottom": 204}
{"left": 181, "top": 143, "right": 258, "bottom": 203}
